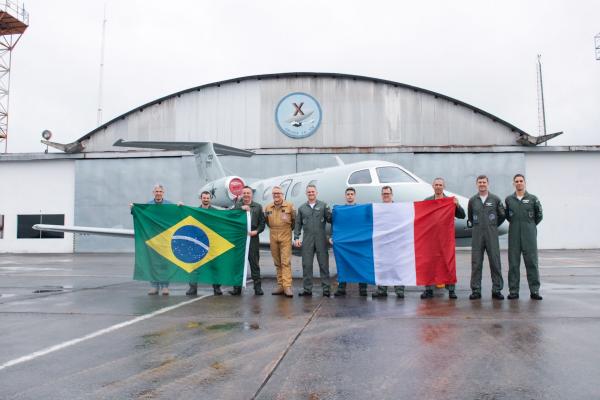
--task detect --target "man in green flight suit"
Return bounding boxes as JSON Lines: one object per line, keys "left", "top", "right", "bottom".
{"left": 372, "top": 186, "right": 405, "bottom": 299}
{"left": 333, "top": 187, "right": 368, "bottom": 297}
{"left": 505, "top": 174, "right": 544, "bottom": 300}
{"left": 186, "top": 191, "right": 223, "bottom": 296}
{"left": 294, "top": 184, "right": 333, "bottom": 297}
{"left": 420, "top": 177, "right": 466, "bottom": 300}
{"left": 230, "top": 186, "right": 266, "bottom": 296}
{"left": 468, "top": 175, "right": 506, "bottom": 300}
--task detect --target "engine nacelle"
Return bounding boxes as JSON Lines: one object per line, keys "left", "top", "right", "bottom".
{"left": 200, "top": 176, "right": 245, "bottom": 207}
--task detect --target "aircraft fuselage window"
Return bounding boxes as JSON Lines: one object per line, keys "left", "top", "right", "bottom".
{"left": 291, "top": 182, "right": 302, "bottom": 197}
{"left": 348, "top": 169, "right": 372, "bottom": 184}
{"left": 17, "top": 214, "right": 65, "bottom": 239}
{"left": 263, "top": 186, "right": 272, "bottom": 201}
{"left": 376, "top": 167, "right": 417, "bottom": 183}
{"left": 0, "top": 214, "right": 4, "bottom": 239}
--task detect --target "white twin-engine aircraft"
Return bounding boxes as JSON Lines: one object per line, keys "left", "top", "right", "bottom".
{"left": 35, "top": 140, "right": 504, "bottom": 241}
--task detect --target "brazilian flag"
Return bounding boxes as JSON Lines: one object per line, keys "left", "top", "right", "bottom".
{"left": 132, "top": 204, "right": 249, "bottom": 286}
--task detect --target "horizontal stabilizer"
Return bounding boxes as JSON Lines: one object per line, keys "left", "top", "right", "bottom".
{"left": 113, "top": 139, "right": 254, "bottom": 157}
{"left": 41, "top": 140, "right": 85, "bottom": 154}
{"left": 516, "top": 131, "right": 563, "bottom": 146}
{"left": 33, "top": 224, "right": 134, "bottom": 238}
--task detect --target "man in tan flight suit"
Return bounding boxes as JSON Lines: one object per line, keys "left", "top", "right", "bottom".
{"left": 264, "top": 186, "right": 296, "bottom": 297}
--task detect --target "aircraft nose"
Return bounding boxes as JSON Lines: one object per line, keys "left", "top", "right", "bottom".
{"left": 498, "top": 221, "right": 509, "bottom": 236}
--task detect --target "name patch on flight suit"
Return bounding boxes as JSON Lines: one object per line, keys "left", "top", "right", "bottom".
{"left": 485, "top": 202, "right": 493, "bottom": 207}
{"left": 523, "top": 199, "right": 530, "bottom": 204}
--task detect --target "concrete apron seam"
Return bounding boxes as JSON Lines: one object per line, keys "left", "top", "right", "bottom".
{"left": 0, "top": 294, "right": 211, "bottom": 371}
{"left": 251, "top": 300, "right": 324, "bottom": 400}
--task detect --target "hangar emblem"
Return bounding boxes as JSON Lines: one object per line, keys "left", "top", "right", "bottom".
{"left": 275, "top": 92, "right": 322, "bottom": 139}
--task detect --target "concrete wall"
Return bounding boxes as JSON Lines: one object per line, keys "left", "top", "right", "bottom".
{"left": 0, "top": 160, "right": 75, "bottom": 253}
{"left": 525, "top": 152, "right": 600, "bottom": 249}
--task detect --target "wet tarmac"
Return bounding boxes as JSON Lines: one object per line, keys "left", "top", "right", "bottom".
{"left": 0, "top": 250, "right": 599, "bottom": 399}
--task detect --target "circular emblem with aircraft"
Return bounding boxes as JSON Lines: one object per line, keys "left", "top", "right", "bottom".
{"left": 275, "top": 92, "right": 322, "bottom": 139}
{"left": 171, "top": 225, "right": 210, "bottom": 263}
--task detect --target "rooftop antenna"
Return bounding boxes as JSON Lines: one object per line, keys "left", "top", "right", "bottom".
{"left": 536, "top": 54, "right": 548, "bottom": 146}
{"left": 96, "top": 4, "right": 107, "bottom": 126}
{"left": 0, "top": 2, "right": 29, "bottom": 153}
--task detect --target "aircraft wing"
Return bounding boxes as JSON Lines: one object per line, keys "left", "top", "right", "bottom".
{"left": 113, "top": 139, "right": 254, "bottom": 157}
{"left": 33, "top": 224, "right": 134, "bottom": 238}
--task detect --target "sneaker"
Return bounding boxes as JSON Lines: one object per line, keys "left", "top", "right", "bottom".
{"left": 298, "top": 291, "right": 312, "bottom": 297}
{"left": 507, "top": 293, "right": 519, "bottom": 300}
{"left": 161, "top": 288, "right": 169, "bottom": 296}
{"left": 448, "top": 291, "right": 458, "bottom": 299}
{"left": 395, "top": 291, "right": 405, "bottom": 299}
{"left": 469, "top": 292, "right": 481, "bottom": 300}
{"left": 530, "top": 293, "right": 543, "bottom": 300}
{"left": 420, "top": 289, "right": 434, "bottom": 299}
{"left": 492, "top": 292, "right": 504, "bottom": 300}
{"left": 272, "top": 287, "right": 284, "bottom": 295}
{"left": 148, "top": 288, "right": 159, "bottom": 295}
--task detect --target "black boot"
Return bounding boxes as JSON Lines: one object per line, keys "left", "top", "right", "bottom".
{"left": 254, "top": 282, "right": 264, "bottom": 296}
{"left": 186, "top": 284, "right": 198, "bottom": 296}
{"left": 213, "top": 285, "right": 222, "bottom": 296}
{"left": 228, "top": 286, "right": 242, "bottom": 296}
{"left": 359, "top": 283, "right": 368, "bottom": 297}
{"left": 420, "top": 289, "right": 434, "bottom": 299}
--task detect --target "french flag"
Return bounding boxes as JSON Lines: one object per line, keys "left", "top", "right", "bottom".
{"left": 332, "top": 197, "right": 456, "bottom": 286}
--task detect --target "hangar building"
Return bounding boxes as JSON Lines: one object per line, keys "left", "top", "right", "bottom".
{"left": 0, "top": 73, "right": 598, "bottom": 252}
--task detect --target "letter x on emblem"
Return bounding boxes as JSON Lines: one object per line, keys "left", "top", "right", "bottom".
{"left": 293, "top": 102, "right": 304, "bottom": 116}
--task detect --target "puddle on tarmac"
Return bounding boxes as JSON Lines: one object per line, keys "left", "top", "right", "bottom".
{"left": 187, "top": 321, "right": 260, "bottom": 332}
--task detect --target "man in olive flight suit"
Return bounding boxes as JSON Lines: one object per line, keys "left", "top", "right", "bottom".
{"left": 468, "top": 175, "right": 506, "bottom": 300}
{"left": 372, "top": 186, "right": 405, "bottom": 299}
{"left": 229, "top": 186, "right": 266, "bottom": 296}
{"left": 186, "top": 191, "right": 223, "bottom": 296}
{"left": 265, "top": 186, "right": 296, "bottom": 297}
{"left": 333, "top": 187, "right": 368, "bottom": 297}
{"left": 294, "top": 184, "right": 333, "bottom": 297}
{"left": 505, "top": 174, "right": 544, "bottom": 300}
{"left": 420, "top": 177, "right": 466, "bottom": 300}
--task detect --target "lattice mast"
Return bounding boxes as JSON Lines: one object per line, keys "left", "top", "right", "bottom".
{"left": 0, "top": 1, "right": 28, "bottom": 153}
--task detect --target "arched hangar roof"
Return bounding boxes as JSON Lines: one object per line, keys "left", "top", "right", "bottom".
{"left": 64, "top": 72, "right": 558, "bottom": 153}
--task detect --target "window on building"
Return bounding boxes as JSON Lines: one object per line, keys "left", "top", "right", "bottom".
{"left": 376, "top": 167, "right": 417, "bottom": 183}
{"left": 0, "top": 214, "right": 4, "bottom": 239}
{"left": 17, "top": 214, "right": 65, "bottom": 239}
{"left": 348, "top": 169, "right": 372, "bottom": 184}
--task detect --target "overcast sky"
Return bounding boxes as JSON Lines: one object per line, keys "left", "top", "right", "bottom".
{"left": 5, "top": 0, "right": 600, "bottom": 152}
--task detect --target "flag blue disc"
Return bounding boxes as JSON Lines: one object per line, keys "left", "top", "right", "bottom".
{"left": 171, "top": 225, "right": 210, "bottom": 263}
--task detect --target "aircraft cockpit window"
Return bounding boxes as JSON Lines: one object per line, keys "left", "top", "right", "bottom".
{"left": 348, "top": 169, "right": 372, "bottom": 184}
{"left": 376, "top": 167, "right": 417, "bottom": 183}
{"left": 280, "top": 179, "right": 292, "bottom": 198}
{"left": 263, "top": 186, "right": 272, "bottom": 200}
{"left": 291, "top": 182, "right": 302, "bottom": 197}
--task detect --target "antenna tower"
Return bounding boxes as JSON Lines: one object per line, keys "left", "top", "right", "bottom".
{"left": 536, "top": 55, "right": 547, "bottom": 146}
{"left": 97, "top": 6, "right": 107, "bottom": 126}
{"left": 0, "top": 1, "right": 28, "bottom": 153}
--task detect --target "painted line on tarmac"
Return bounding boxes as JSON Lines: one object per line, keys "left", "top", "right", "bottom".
{"left": 0, "top": 294, "right": 210, "bottom": 371}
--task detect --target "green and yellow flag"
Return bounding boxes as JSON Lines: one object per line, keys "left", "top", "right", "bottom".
{"left": 132, "top": 204, "right": 249, "bottom": 286}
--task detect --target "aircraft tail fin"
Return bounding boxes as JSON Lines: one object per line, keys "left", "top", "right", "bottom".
{"left": 113, "top": 139, "right": 253, "bottom": 184}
